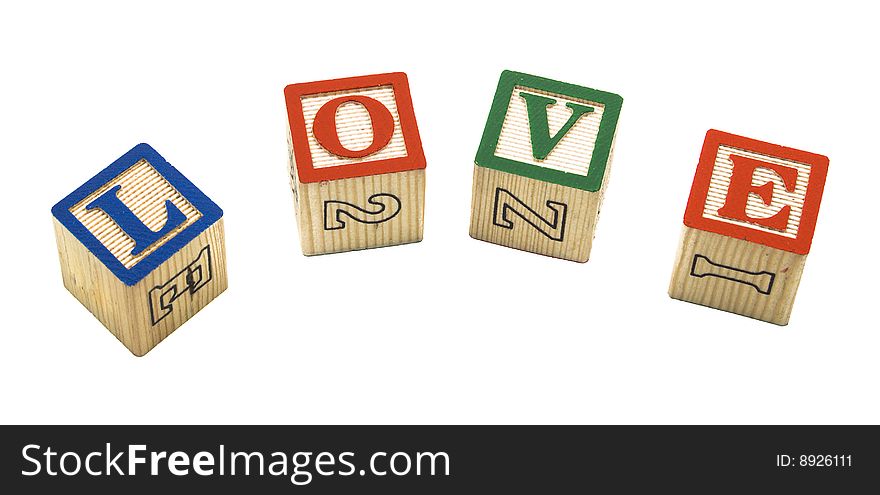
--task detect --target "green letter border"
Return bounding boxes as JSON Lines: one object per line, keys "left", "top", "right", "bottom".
{"left": 475, "top": 70, "right": 623, "bottom": 192}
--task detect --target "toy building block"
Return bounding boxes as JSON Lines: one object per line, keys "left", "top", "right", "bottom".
{"left": 52, "top": 144, "right": 227, "bottom": 356}
{"left": 469, "top": 70, "right": 623, "bottom": 262}
{"left": 668, "top": 130, "right": 829, "bottom": 325}
{"left": 284, "top": 72, "right": 426, "bottom": 255}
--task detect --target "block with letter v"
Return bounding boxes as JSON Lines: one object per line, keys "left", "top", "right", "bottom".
{"left": 469, "top": 70, "right": 623, "bottom": 262}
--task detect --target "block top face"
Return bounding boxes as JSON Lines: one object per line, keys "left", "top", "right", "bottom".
{"left": 474, "top": 70, "right": 623, "bottom": 192}
{"left": 52, "top": 144, "right": 223, "bottom": 286}
{"left": 684, "top": 130, "right": 829, "bottom": 255}
{"left": 284, "top": 72, "right": 426, "bottom": 183}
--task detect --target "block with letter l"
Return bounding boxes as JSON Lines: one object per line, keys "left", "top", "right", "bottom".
{"left": 668, "top": 130, "right": 829, "bottom": 325}
{"left": 469, "top": 70, "right": 623, "bottom": 262}
{"left": 52, "top": 144, "right": 227, "bottom": 356}
{"left": 284, "top": 72, "right": 426, "bottom": 255}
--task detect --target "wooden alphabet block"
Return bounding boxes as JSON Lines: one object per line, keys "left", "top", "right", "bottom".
{"left": 668, "top": 130, "right": 829, "bottom": 325}
{"left": 284, "top": 73, "right": 426, "bottom": 255}
{"left": 52, "top": 144, "right": 227, "bottom": 356}
{"left": 469, "top": 70, "right": 623, "bottom": 262}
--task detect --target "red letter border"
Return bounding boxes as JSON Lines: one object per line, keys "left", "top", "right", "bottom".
{"left": 683, "top": 129, "right": 829, "bottom": 255}
{"left": 284, "top": 72, "right": 426, "bottom": 183}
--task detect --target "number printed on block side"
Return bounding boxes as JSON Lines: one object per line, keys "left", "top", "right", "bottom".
{"left": 690, "top": 254, "right": 776, "bottom": 295}
{"left": 492, "top": 188, "right": 567, "bottom": 241}
{"left": 323, "top": 193, "right": 402, "bottom": 230}
{"left": 149, "top": 245, "right": 213, "bottom": 325}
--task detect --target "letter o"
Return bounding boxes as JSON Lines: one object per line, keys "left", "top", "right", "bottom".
{"left": 60, "top": 452, "right": 82, "bottom": 475}
{"left": 312, "top": 96, "right": 394, "bottom": 158}
{"left": 390, "top": 452, "right": 411, "bottom": 476}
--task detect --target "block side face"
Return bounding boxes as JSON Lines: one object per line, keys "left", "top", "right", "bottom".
{"left": 54, "top": 217, "right": 227, "bottom": 356}
{"left": 683, "top": 130, "right": 829, "bottom": 255}
{"left": 669, "top": 226, "right": 807, "bottom": 325}
{"left": 52, "top": 144, "right": 223, "bottom": 286}
{"left": 129, "top": 219, "right": 228, "bottom": 355}
{"left": 287, "top": 116, "right": 306, "bottom": 243}
{"left": 469, "top": 165, "right": 600, "bottom": 262}
{"left": 475, "top": 70, "right": 623, "bottom": 192}
{"left": 54, "top": 218, "right": 139, "bottom": 347}
{"left": 296, "top": 170, "right": 425, "bottom": 255}
{"left": 284, "top": 72, "right": 426, "bottom": 184}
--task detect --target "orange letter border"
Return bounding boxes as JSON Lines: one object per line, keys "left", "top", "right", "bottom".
{"left": 284, "top": 72, "right": 426, "bottom": 183}
{"left": 683, "top": 129, "right": 829, "bottom": 255}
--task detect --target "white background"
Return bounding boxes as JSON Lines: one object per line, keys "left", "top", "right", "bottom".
{"left": 1, "top": 1, "right": 876, "bottom": 424}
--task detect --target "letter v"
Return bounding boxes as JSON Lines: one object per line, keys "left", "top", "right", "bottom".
{"left": 519, "top": 92, "right": 594, "bottom": 160}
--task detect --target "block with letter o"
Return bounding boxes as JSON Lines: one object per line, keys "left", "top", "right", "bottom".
{"left": 284, "top": 73, "right": 426, "bottom": 255}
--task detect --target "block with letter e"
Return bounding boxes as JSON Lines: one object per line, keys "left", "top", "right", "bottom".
{"left": 668, "top": 130, "right": 829, "bottom": 325}
{"left": 51, "top": 144, "right": 227, "bottom": 356}
{"left": 284, "top": 72, "right": 426, "bottom": 255}
{"left": 469, "top": 70, "right": 623, "bottom": 262}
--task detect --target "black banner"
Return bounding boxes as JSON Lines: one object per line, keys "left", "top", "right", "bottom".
{"left": 1, "top": 426, "right": 875, "bottom": 492}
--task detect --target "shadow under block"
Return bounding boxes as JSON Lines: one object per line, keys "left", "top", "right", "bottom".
{"left": 468, "top": 70, "right": 623, "bottom": 263}
{"left": 51, "top": 144, "right": 227, "bottom": 356}
{"left": 284, "top": 72, "right": 426, "bottom": 256}
{"left": 668, "top": 130, "right": 829, "bottom": 325}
